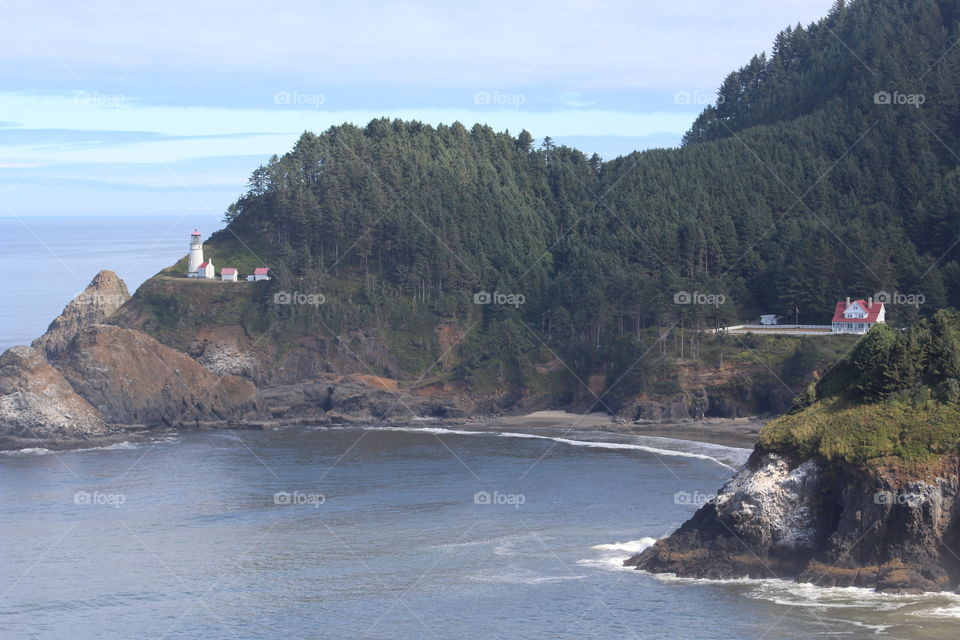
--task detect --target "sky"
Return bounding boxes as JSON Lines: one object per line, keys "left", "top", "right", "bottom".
{"left": 0, "top": 0, "right": 834, "bottom": 218}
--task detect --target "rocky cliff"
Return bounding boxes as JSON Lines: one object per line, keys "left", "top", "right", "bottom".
{"left": 629, "top": 317, "right": 960, "bottom": 594}
{"left": 55, "top": 324, "right": 258, "bottom": 427}
{"left": 0, "top": 345, "right": 109, "bottom": 440}
{"left": 0, "top": 271, "right": 265, "bottom": 446}
{"left": 627, "top": 449, "right": 960, "bottom": 593}
{"left": 33, "top": 270, "right": 130, "bottom": 360}
{"left": 110, "top": 273, "right": 842, "bottom": 422}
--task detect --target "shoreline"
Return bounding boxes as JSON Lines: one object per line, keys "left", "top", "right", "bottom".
{"left": 469, "top": 411, "right": 762, "bottom": 449}
{"left": 0, "top": 411, "right": 763, "bottom": 453}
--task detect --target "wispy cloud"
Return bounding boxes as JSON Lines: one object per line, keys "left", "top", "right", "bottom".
{"left": 0, "top": 0, "right": 833, "bottom": 216}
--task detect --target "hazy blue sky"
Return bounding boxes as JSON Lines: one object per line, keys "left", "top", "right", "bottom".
{"left": 0, "top": 0, "right": 833, "bottom": 217}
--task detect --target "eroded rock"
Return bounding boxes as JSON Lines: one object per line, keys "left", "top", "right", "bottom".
{"left": 0, "top": 345, "right": 108, "bottom": 438}
{"left": 628, "top": 450, "right": 960, "bottom": 593}
{"left": 33, "top": 270, "right": 130, "bottom": 360}
{"left": 54, "top": 325, "right": 257, "bottom": 427}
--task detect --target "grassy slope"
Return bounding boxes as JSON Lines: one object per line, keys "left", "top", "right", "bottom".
{"left": 761, "top": 395, "right": 960, "bottom": 465}
{"left": 761, "top": 318, "right": 960, "bottom": 469}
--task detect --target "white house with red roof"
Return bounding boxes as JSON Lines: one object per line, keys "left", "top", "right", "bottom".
{"left": 195, "top": 260, "right": 215, "bottom": 279}
{"left": 831, "top": 297, "right": 885, "bottom": 334}
{"left": 247, "top": 267, "right": 271, "bottom": 282}
{"left": 221, "top": 267, "right": 238, "bottom": 282}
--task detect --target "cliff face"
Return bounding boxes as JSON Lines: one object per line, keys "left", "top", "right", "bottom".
{"left": 111, "top": 274, "right": 833, "bottom": 422}
{"left": 0, "top": 345, "right": 109, "bottom": 439}
{"left": 628, "top": 450, "right": 960, "bottom": 593}
{"left": 55, "top": 325, "right": 258, "bottom": 427}
{"left": 33, "top": 270, "right": 130, "bottom": 360}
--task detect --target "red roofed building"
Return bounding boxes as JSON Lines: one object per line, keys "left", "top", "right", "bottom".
{"left": 831, "top": 297, "right": 885, "bottom": 334}
{"left": 247, "top": 267, "right": 271, "bottom": 282}
{"left": 221, "top": 267, "right": 238, "bottom": 282}
{"left": 195, "top": 260, "right": 215, "bottom": 279}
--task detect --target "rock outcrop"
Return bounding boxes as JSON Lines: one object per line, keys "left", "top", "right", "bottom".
{"left": 33, "top": 270, "right": 130, "bottom": 360}
{"left": 627, "top": 449, "right": 960, "bottom": 593}
{"left": 0, "top": 345, "right": 109, "bottom": 439}
{"left": 54, "top": 325, "right": 257, "bottom": 427}
{"left": 256, "top": 374, "right": 469, "bottom": 422}
{"left": 195, "top": 341, "right": 256, "bottom": 378}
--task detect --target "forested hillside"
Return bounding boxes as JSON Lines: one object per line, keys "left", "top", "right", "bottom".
{"left": 193, "top": 0, "right": 960, "bottom": 400}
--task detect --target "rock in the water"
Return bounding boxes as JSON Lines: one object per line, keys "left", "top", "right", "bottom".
{"left": 54, "top": 325, "right": 257, "bottom": 427}
{"left": 33, "top": 270, "right": 130, "bottom": 360}
{"left": 0, "top": 345, "right": 108, "bottom": 438}
{"left": 628, "top": 449, "right": 960, "bottom": 593}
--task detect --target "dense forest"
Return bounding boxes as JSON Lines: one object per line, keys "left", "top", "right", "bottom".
{"left": 207, "top": 0, "right": 960, "bottom": 391}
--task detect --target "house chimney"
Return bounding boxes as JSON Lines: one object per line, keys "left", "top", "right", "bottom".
{"left": 846, "top": 296, "right": 850, "bottom": 308}
{"left": 868, "top": 297, "right": 873, "bottom": 308}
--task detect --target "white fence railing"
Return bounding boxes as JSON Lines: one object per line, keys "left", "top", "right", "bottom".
{"left": 711, "top": 324, "right": 834, "bottom": 335}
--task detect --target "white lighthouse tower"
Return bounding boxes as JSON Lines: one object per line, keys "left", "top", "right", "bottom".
{"left": 187, "top": 229, "right": 204, "bottom": 277}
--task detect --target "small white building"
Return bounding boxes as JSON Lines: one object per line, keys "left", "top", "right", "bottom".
{"left": 760, "top": 314, "right": 779, "bottom": 326}
{"left": 247, "top": 267, "right": 270, "bottom": 282}
{"left": 832, "top": 297, "right": 885, "bottom": 334}
{"left": 221, "top": 267, "right": 238, "bottom": 282}
{"left": 196, "top": 261, "right": 215, "bottom": 279}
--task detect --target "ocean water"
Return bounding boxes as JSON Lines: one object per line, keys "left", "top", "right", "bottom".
{"left": 0, "top": 215, "right": 221, "bottom": 353}
{"left": 2, "top": 426, "right": 959, "bottom": 640}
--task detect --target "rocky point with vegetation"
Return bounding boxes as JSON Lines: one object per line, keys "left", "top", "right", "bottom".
{"left": 630, "top": 313, "right": 960, "bottom": 593}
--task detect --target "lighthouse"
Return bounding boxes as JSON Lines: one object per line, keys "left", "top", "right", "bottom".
{"left": 187, "top": 229, "right": 204, "bottom": 277}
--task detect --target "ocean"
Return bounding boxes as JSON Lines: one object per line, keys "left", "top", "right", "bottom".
{"left": 2, "top": 427, "right": 959, "bottom": 639}
{"left": 1, "top": 217, "right": 959, "bottom": 639}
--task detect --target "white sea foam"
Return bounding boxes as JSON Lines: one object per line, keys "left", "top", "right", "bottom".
{"left": 591, "top": 538, "right": 657, "bottom": 553}
{"left": 917, "top": 605, "right": 960, "bottom": 618}
{"left": 1, "top": 446, "right": 54, "bottom": 456}
{"left": 370, "top": 426, "right": 487, "bottom": 437}
{"left": 470, "top": 571, "right": 588, "bottom": 585}
{"left": 648, "top": 571, "right": 960, "bottom": 619}
{"left": 80, "top": 441, "right": 139, "bottom": 451}
{"left": 504, "top": 432, "right": 741, "bottom": 471}
{"left": 579, "top": 537, "right": 658, "bottom": 571}
{"left": 752, "top": 581, "right": 960, "bottom": 622}
{"left": 1, "top": 437, "right": 179, "bottom": 457}
{"left": 437, "top": 532, "right": 541, "bottom": 551}
{"left": 362, "top": 425, "right": 745, "bottom": 470}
